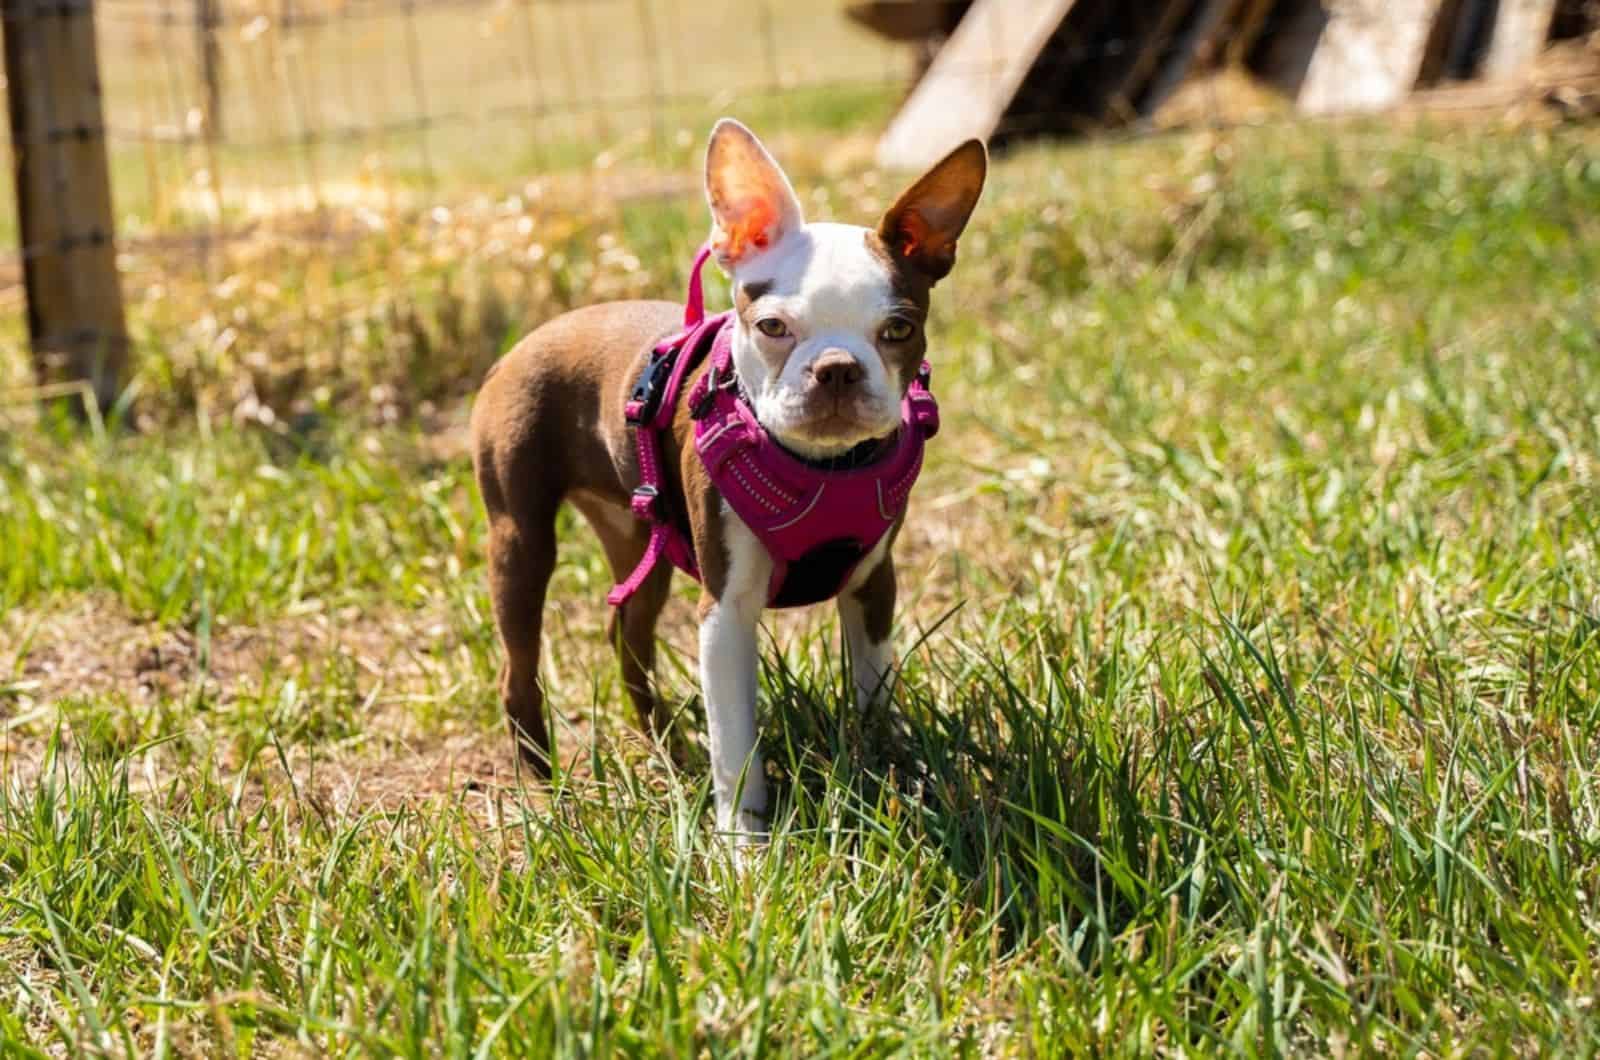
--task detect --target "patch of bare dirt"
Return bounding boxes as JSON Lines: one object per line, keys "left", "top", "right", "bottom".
{"left": 2, "top": 595, "right": 445, "bottom": 711}
{"left": 5, "top": 596, "right": 474, "bottom": 796}
{"left": 0, "top": 594, "right": 665, "bottom": 815}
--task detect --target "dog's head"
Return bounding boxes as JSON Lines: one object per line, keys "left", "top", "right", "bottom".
{"left": 704, "top": 119, "right": 986, "bottom": 461}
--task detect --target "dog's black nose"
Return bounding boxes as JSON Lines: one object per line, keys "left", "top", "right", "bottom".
{"left": 811, "top": 350, "right": 865, "bottom": 394}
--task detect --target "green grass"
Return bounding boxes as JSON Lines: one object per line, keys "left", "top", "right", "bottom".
{"left": 3, "top": 119, "right": 1600, "bottom": 1054}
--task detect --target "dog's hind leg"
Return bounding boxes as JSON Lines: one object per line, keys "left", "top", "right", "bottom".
{"left": 578, "top": 497, "right": 675, "bottom": 742}
{"left": 610, "top": 564, "right": 673, "bottom": 740}
{"left": 484, "top": 509, "right": 560, "bottom": 776}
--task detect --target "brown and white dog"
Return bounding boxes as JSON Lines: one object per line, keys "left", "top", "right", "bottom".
{"left": 470, "top": 120, "right": 986, "bottom": 841}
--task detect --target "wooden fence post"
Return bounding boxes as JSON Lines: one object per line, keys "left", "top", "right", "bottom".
{"left": 196, "top": 0, "right": 223, "bottom": 139}
{"left": 2, "top": 0, "right": 129, "bottom": 415}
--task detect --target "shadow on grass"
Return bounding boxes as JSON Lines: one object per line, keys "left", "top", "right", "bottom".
{"left": 752, "top": 613, "right": 1200, "bottom": 958}
{"left": 748, "top": 601, "right": 1392, "bottom": 974}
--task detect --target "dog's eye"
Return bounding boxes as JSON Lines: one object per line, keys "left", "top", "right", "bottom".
{"left": 880, "top": 319, "right": 916, "bottom": 343}
{"left": 754, "top": 318, "right": 790, "bottom": 339}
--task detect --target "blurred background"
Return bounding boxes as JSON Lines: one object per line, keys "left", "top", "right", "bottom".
{"left": 3, "top": 0, "right": 1597, "bottom": 428}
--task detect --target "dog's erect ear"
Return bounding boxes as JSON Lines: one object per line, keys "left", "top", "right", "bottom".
{"left": 878, "top": 139, "right": 987, "bottom": 284}
{"left": 705, "top": 119, "right": 804, "bottom": 270}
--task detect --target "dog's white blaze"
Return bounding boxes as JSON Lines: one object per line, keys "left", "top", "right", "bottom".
{"left": 699, "top": 510, "right": 772, "bottom": 839}
{"left": 727, "top": 222, "right": 901, "bottom": 459}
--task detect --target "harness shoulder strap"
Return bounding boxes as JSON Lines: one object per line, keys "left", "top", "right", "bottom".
{"left": 608, "top": 244, "right": 716, "bottom": 607}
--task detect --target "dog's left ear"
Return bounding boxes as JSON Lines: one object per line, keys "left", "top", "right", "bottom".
{"left": 705, "top": 118, "right": 804, "bottom": 270}
{"left": 878, "top": 140, "right": 987, "bottom": 284}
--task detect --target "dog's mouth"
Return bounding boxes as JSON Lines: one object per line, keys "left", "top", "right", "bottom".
{"left": 782, "top": 397, "right": 898, "bottom": 451}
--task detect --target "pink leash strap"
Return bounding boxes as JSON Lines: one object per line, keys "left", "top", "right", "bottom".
{"left": 605, "top": 426, "right": 674, "bottom": 605}
{"left": 682, "top": 242, "right": 709, "bottom": 327}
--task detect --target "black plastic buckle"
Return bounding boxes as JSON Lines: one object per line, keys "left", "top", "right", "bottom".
{"left": 627, "top": 352, "right": 676, "bottom": 426}
{"left": 689, "top": 363, "right": 720, "bottom": 421}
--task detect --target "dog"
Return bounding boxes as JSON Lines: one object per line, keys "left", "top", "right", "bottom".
{"left": 470, "top": 119, "right": 986, "bottom": 841}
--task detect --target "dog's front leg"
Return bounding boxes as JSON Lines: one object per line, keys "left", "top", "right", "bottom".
{"left": 698, "top": 516, "right": 773, "bottom": 842}
{"left": 839, "top": 553, "right": 896, "bottom": 712}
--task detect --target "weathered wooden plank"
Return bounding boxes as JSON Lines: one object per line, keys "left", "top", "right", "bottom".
{"left": 1002, "top": 0, "right": 1201, "bottom": 128}
{"left": 1138, "top": 0, "right": 1248, "bottom": 117}
{"left": 1482, "top": 0, "right": 1559, "bottom": 79}
{"left": 1297, "top": 0, "right": 1450, "bottom": 113}
{"left": 1248, "top": 0, "right": 1329, "bottom": 98}
{"left": 1225, "top": 0, "right": 1280, "bottom": 67}
{"left": 1106, "top": 0, "right": 1202, "bottom": 120}
{"left": 876, "top": 0, "right": 1082, "bottom": 169}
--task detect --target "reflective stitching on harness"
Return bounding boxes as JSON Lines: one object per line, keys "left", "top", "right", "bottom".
{"left": 739, "top": 452, "right": 798, "bottom": 505}
{"left": 768, "top": 484, "right": 826, "bottom": 531}
{"left": 887, "top": 450, "right": 922, "bottom": 508}
{"left": 728, "top": 465, "right": 782, "bottom": 513}
{"left": 697, "top": 419, "right": 739, "bottom": 453}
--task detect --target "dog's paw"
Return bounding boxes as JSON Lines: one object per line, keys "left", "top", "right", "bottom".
{"left": 730, "top": 813, "right": 770, "bottom": 873}
{"left": 718, "top": 808, "right": 769, "bottom": 864}
{"left": 736, "top": 809, "right": 769, "bottom": 836}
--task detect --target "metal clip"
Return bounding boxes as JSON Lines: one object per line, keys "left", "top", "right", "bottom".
{"left": 630, "top": 484, "right": 661, "bottom": 521}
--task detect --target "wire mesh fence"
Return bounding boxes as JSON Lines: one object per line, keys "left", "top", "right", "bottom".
{"left": 14, "top": 0, "right": 1592, "bottom": 255}
{"left": 79, "top": 0, "right": 906, "bottom": 230}
{"left": 1, "top": 0, "right": 1595, "bottom": 421}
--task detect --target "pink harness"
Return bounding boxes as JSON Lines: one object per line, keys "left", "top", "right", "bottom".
{"left": 607, "top": 244, "right": 939, "bottom": 609}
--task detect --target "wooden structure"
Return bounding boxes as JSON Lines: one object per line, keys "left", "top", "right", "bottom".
{"left": 2, "top": 0, "right": 129, "bottom": 413}
{"left": 876, "top": 0, "right": 1084, "bottom": 169}
{"left": 866, "top": 0, "right": 1584, "bottom": 166}
{"left": 1483, "top": 0, "right": 1563, "bottom": 80}
{"left": 196, "top": 0, "right": 225, "bottom": 139}
{"left": 1297, "top": 0, "right": 1447, "bottom": 113}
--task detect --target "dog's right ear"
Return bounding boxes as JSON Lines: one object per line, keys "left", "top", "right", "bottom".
{"left": 705, "top": 118, "right": 804, "bottom": 270}
{"left": 878, "top": 139, "right": 987, "bottom": 284}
